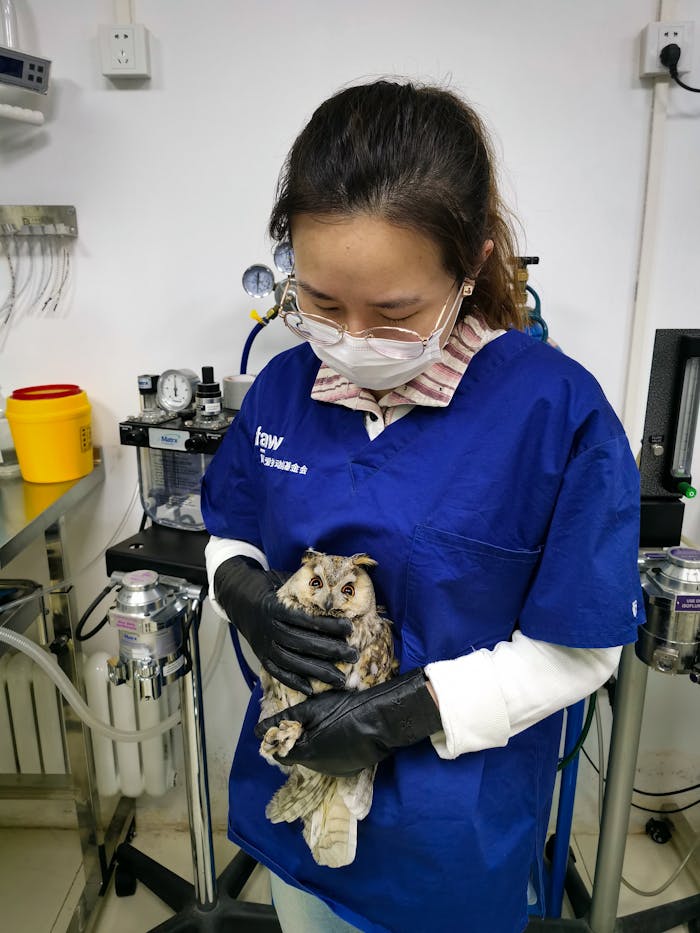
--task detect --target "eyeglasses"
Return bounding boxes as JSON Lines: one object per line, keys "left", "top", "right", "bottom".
{"left": 278, "top": 276, "right": 473, "bottom": 361}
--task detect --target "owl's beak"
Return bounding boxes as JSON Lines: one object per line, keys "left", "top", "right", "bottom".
{"left": 323, "top": 593, "right": 333, "bottom": 612}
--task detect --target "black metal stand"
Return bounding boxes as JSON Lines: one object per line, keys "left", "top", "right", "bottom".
{"left": 527, "top": 895, "right": 700, "bottom": 933}
{"left": 105, "top": 526, "right": 281, "bottom": 933}
{"left": 114, "top": 839, "right": 280, "bottom": 932}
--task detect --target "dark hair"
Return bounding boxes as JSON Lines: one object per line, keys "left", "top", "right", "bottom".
{"left": 269, "top": 80, "right": 524, "bottom": 331}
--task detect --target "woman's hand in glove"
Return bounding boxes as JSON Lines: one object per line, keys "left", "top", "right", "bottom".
{"left": 254, "top": 669, "right": 443, "bottom": 776}
{"left": 214, "top": 555, "right": 358, "bottom": 695}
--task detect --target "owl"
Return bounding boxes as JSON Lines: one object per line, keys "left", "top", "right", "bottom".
{"left": 258, "top": 549, "right": 397, "bottom": 868}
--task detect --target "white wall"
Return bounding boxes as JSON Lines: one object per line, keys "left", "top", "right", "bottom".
{"left": 1, "top": 0, "right": 698, "bottom": 837}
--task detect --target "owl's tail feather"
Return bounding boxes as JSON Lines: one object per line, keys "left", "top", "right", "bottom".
{"left": 266, "top": 768, "right": 335, "bottom": 824}
{"left": 303, "top": 786, "right": 357, "bottom": 868}
{"left": 337, "top": 766, "right": 376, "bottom": 820}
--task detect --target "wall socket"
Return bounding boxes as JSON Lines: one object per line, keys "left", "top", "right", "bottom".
{"left": 99, "top": 23, "right": 151, "bottom": 79}
{"left": 640, "top": 21, "right": 695, "bottom": 77}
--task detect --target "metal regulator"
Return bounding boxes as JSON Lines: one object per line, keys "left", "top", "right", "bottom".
{"left": 106, "top": 569, "right": 204, "bottom": 700}
{"left": 638, "top": 547, "right": 700, "bottom": 680}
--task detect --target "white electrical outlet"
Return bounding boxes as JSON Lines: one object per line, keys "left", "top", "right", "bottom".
{"left": 99, "top": 23, "right": 151, "bottom": 79}
{"left": 640, "top": 21, "right": 695, "bottom": 77}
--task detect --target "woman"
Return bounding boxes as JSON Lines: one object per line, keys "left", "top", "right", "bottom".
{"left": 202, "top": 80, "right": 643, "bottom": 933}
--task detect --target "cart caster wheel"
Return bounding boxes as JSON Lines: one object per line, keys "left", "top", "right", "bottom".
{"left": 114, "top": 863, "right": 137, "bottom": 897}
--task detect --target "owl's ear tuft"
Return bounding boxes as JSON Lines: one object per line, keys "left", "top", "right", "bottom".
{"left": 301, "top": 548, "right": 323, "bottom": 565}
{"left": 350, "top": 553, "right": 377, "bottom": 569}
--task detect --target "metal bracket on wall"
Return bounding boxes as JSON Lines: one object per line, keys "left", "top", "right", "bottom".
{"left": 0, "top": 205, "right": 78, "bottom": 237}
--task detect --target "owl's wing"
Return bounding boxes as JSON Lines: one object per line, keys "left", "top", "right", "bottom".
{"left": 336, "top": 766, "right": 376, "bottom": 820}
{"left": 259, "top": 670, "right": 307, "bottom": 721}
{"left": 302, "top": 785, "right": 358, "bottom": 868}
{"left": 266, "top": 766, "right": 335, "bottom": 823}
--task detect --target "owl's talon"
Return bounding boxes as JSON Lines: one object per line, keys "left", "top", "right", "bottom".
{"left": 260, "top": 719, "right": 303, "bottom": 760}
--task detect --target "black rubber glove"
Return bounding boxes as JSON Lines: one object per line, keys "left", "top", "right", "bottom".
{"left": 214, "top": 555, "right": 358, "bottom": 695}
{"left": 254, "top": 668, "right": 443, "bottom": 776}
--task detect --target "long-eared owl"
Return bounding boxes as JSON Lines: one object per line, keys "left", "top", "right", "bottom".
{"left": 258, "top": 549, "right": 397, "bottom": 867}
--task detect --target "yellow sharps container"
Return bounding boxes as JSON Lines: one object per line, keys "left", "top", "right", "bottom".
{"left": 6, "top": 384, "right": 93, "bottom": 483}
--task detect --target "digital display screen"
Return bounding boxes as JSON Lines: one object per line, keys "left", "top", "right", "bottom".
{"left": 0, "top": 54, "right": 23, "bottom": 78}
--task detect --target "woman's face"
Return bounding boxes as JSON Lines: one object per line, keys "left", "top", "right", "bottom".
{"left": 290, "top": 213, "right": 460, "bottom": 346}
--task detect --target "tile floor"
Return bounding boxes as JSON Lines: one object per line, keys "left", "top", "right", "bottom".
{"left": 0, "top": 826, "right": 696, "bottom": 932}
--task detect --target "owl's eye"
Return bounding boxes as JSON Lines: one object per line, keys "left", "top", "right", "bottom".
{"left": 341, "top": 583, "right": 355, "bottom": 598}
{"left": 309, "top": 576, "right": 323, "bottom": 589}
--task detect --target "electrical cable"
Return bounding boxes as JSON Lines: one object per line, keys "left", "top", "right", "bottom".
{"left": 27, "top": 236, "right": 45, "bottom": 313}
{"left": 0, "top": 236, "right": 17, "bottom": 325}
{"left": 5, "top": 236, "right": 32, "bottom": 320}
{"left": 75, "top": 483, "right": 141, "bottom": 578}
{"left": 660, "top": 43, "right": 700, "bottom": 92}
{"left": 586, "top": 700, "right": 700, "bottom": 897}
{"left": 46, "top": 240, "right": 71, "bottom": 315}
{"left": 622, "top": 834, "right": 700, "bottom": 898}
{"left": 34, "top": 237, "right": 54, "bottom": 313}
{"left": 557, "top": 692, "right": 596, "bottom": 771}
{"left": 40, "top": 238, "right": 61, "bottom": 314}
{"left": 628, "top": 797, "right": 700, "bottom": 815}
{"left": 581, "top": 748, "right": 700, "bottom": 807}
{"left": 180, "top": 598, "right": 199, "bottom": 677}
{"left": 594, "top": 687, "right": 605, "bottom": 825}
{"left": 75, "top": 582, "right": 118, "bottom": 642}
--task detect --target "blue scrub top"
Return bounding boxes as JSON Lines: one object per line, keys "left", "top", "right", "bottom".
{"left": 202, "top": 329, "right": 643, "bottom": 933}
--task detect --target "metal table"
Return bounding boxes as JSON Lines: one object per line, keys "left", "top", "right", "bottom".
{"left": 0, "top": 452, "right": 135, "bottom": 933}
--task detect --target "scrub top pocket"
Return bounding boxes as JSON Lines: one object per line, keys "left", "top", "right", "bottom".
{"left": 403, "top": 525, "right": 542, "bottom": 666}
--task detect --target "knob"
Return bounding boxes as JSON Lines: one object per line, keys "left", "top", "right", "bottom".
{"left": 124, "top": 425, "right": 147, "bottom": 444}
{"left": 185, "top": 434, "right": 207, "bottom": 452}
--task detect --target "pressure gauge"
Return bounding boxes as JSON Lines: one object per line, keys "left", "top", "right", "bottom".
{"left": 273, "top": 241, "right": 295, "bottom": 274}
{"left": 156, "top": 369, "right": 199, "bottom": 413}
{"left": 242, "top": 264, "right": 275, "bottom": 298}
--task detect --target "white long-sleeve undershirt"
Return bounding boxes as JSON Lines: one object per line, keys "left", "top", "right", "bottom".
{"left": 205, "top": 534, "right": 620, "bottom": 758}
{"left": 424, "top": 636, "right": 619, "bottom": 758}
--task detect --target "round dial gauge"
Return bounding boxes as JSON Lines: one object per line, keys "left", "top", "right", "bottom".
{"left": 273, "top": 242, "right": 295, "bottom": 274}
{"left": 156, "top": 369, "right": 199, "bottom": 413}
{"left": 242, "top": 264, "right": 275, "bottom": 298}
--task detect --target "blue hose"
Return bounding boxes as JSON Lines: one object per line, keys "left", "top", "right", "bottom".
{"left": 546, "top": 699, "right": 586, "bottom": 916}
{"left": 240, "top": 322, "right": 265, "bottom": 375}
{"left": 228, "top": 626, "right": 259, "bottom": 692}
{"left": 525, "top": 285, "right": 549, "bottom": 342}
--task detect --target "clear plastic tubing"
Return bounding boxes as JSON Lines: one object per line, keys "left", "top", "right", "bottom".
{"left": 0, "top": 628, "right": 181, "bottom": 742}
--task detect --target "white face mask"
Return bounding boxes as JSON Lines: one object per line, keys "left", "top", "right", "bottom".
{"left": 284, "top": 277, "right": 472, "bottom": 391}
{"left": 310, "top": 328, "right": 446, "bottom": 391}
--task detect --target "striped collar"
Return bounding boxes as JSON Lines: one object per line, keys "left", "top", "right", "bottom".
{"left": 310, "top": 316, "right": 504, "bottom": 418}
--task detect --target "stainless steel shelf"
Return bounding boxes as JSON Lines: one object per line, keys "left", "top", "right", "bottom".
{"left": 0, "top": 449, "right": 134, "bottom": 933}
{"left": 0, "top": 450, "right": 104, "bottom": 569}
